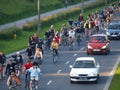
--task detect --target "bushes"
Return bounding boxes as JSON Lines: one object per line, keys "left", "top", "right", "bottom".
{"left": 0, "top": 27, "right": 22, "bottom": 40}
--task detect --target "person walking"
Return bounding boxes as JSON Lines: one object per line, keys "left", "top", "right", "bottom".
{"left": 64, "top": 0, "right": 68, "bottom": 8}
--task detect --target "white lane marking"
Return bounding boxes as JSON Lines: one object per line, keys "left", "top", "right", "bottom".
{"left": 57, "top": 69, "right": 62, "bottom": 74}
{"left": 47, "top": 80, "right": 52, "bottom": 85}
{"left": 103, "top": 56, "right": 120, "bottom": 90}
{"left": 73, "top": 54, "right": 77, "bottom": 57}
{"left": 80, "top": 47, "right": 84, "bottom": 50}
{"left": 65, "top": 61, "right": 70, "bottom": 65}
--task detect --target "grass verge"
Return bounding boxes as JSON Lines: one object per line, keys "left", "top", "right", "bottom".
{"left": 109, "top": 64, "right": 120, "bottom": 90}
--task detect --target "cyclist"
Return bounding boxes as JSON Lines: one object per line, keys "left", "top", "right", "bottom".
{"left": 12, "top": 52, "right": 23, "bottom": 78}
{"left": 68, "top": 29, "right": 75, "bottom": 46}
{"left": 23, "top": 60, "right": 33, "bottom": 88}
{"left": 51, "top": 38, "right": 59, "bottom": 56}
{"left": 84, "top": 20, "right": 91, "bottom": 41}
{"left": 26, "top": 45, "right": 33, "bottom": 60}
{"left": 61, "top": 24, "right": 69, "bottom": 46}
{"left": 7, "top": 71, "right": 21, "bottom": 90}
{"left": 34, "top": 48, "right": 43, "bottom": 69}
{"left": 36, "top": 38, "right": 44, "bottom": 54}
{"left": 0, "top": 51, "right": 6, "bottom": 79}
{"left": 28, "top": 62, "right": 41, "bottom": 90}
{"left": 12, "top": 52, "right": 23, "bottom": 71}
{"left": 5, "top": 60, "right": 16, "bottom": 76}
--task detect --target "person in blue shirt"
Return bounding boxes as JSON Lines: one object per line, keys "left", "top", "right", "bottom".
{"left": 28, "top": 62, "right": 41, "bottom": 90}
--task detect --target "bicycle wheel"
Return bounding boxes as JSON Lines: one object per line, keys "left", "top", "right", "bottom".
{"left": 52, "top": 54, "right": 56, "bottom": 64}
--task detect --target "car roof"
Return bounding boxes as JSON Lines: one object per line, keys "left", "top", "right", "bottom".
{"left": 109, "top": 21, "right": 120, "bottom": 25}
{"left": 76, "top": 57, "right": 95, "bottom": 61}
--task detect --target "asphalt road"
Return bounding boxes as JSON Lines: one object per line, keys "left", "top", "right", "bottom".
{"left": 0, "top": 34, "right": 120, "bottom": 90}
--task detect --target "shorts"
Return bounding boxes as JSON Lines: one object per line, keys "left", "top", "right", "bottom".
{"left": 31, "top": 76, "right": 39, "bottom": 81}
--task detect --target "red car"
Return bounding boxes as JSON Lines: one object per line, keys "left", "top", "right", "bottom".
{"left": 87, "top": 34, "right": 110, "bottom": 55}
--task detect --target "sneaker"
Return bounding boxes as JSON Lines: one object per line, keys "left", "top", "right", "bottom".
{"left": 35, "top": 86, "right": 38, "bottom": 89}
{"left": 9, "top": 86, "right": 12, "bottom": 90}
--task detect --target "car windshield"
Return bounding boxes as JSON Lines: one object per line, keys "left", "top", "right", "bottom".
{"left": 89, "top": 36, "right": 106, "bottom": 43}
{"left": 73, "top": 60, "right": 95, "bottom": 68}
{"left": 108, "top": 24, "right": 120, "bottom": 29}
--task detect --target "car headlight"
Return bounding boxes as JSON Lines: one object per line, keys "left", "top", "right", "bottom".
{"left": 102, "top": 45, "right": 107, "bottom": 49}
{"left": 106, "top": 32, "right": 110, "bottom": 35}
{"left": 87, "top": 45, "right": 93, "bottom": 49}
{"left": 70, "top": 72, "right": 78, "bottom": 76}
{"left": 88, "top": 72, "right": 97, "bottom": 76}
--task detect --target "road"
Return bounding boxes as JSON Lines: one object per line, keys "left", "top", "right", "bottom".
{"left": 0, "top": 35, "right": 120, "bottom": 90}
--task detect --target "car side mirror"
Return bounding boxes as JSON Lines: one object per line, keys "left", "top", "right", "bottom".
{"left": 69, "top": 65, "right": 73, "bottom": 68}
{"left": 96, "top": 63, "right": 100, "bottom": 68}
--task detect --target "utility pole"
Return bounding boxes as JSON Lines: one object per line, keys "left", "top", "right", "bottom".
{"left": 38, "top": 0, "right": 40, "bottom": 36}
{"left": 81, "top": 0, "right": 84, "bottom": 15}
{"left": 105, "top": 0, "right": 108, "bottom": 7}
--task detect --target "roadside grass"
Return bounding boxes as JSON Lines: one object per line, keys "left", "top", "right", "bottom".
{"left": 109, "top": 64, "right": 120, "bottom": 90}
{"left": 0, "top": 0, "right": 84, "bottom": 24}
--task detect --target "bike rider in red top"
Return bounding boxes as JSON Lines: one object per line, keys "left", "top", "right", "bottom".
{"left": 23, "top": 60, "right": 33, "bottom": 88}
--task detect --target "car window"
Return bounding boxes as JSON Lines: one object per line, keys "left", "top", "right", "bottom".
{"left": 108, "top": 25, "right": 120, "bottom": 29}
{"left": 89, "top": 36, "right": 106, "bottom": 43}
{"left": 73, "top": 60, "right": 95, "bottom": 68}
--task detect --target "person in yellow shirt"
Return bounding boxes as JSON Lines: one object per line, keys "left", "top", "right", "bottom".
{"left": 51, "top": 38, "right": 59, "bottom": 56}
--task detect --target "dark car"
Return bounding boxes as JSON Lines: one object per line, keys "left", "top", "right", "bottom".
{"left": 87, "top": 34, "right": 110, "bottom": 55}
{"left": 106, "top": 21, "right": 120, "bottom": 39}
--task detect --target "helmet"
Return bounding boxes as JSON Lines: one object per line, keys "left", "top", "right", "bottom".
{"left": 38, "top": 38, "right": 42, "bottom": 41}
{"left": 33, "top": 62, "right": 38, "bottom": 66}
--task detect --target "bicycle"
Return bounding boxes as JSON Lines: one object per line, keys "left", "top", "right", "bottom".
{"left": 9, "top": 83, "right": 18, "bottom": 90}
{"left": 25, "top": 71, "right": 30, "bottom": 90}
{"left": 68, "top": 37, "right": 74, "bottom": 50}
{"left": 52, "top": 49, "right": 58, "bottom": 64}
{"left": 31, "top": 78, "right": 38, "bottom": 90}
{"left": 76, "top": 34, "right": 81, "bottom": 46}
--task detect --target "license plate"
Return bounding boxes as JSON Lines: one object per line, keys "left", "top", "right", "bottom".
{"left": 111, "top": 35, "right": 117, "bottom": 37}
{"left": 93, "top": 49, "right": 100, "bottom": 51}
{"left": 79, "top": 77, "right": 87, "bottom": 80}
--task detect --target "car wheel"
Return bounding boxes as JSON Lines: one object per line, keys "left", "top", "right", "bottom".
{"left": 94, "top": 79, "right": 98, "bottom": 83}
{"left": 70, "top": 80, "right": 74, "bottom": 83}
{"left": 104, "top": 50, "right": 108, "bottom": 55}
{"left": 87, "top": 52, "right": 90, "bottom": 55}
{"left": 108, "top": 49, "right": 110, "bottom": 53}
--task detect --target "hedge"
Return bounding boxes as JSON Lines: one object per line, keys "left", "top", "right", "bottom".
{"left": 0, "top": 27, "right": 22, "bottom": 40}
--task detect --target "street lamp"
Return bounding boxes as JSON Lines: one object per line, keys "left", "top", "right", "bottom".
{"left": 105, "top": 0, "right": 108, "bottom": 7}
{"left": 81, "top": 0, "right": 84, "bottom": 15}
{"left": 38, "top": 0, "right": 40, "bottom": 36}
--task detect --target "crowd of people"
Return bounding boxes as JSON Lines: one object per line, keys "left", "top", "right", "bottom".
{"left": 0, "top": 1, "right": 120, "bottom": 90}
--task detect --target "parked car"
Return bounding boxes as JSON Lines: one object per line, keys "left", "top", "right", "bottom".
{"left": 106, "top": 20, "right": 120, "bottom": 39}
{"left": 87, "top": 34, "right": 110, "bottom": 55}
{"left": 69, "top": 57, "right": 100, "bottom": 83}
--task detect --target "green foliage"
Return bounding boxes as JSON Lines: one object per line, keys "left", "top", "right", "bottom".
{"left": 109, "top": 64, "right": 120, "bottom": 90}
{"left": 0, "top": 27, "right": 22, "bottom": 40}
{"left": 0, "top": 0, "right": 83, "bottom": 25}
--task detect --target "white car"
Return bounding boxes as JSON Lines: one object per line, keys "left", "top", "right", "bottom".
{"left": 69, "top": 57, "right": 100, "bottom": 83}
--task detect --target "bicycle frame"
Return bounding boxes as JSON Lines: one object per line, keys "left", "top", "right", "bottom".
{"left": 52, "top": 49, "right": 57, "bottom": 64}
